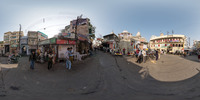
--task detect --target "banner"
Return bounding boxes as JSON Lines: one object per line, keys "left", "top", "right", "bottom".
{"left": 56, "top": 39, "right": 68, "bottom": 44}
{"left": 68, "top": 40, "right": 76, "bottom": 45}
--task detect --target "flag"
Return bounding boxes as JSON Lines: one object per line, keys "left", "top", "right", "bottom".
{"left": 172, "top": 30, "right": 174, "bottom": 34}
{"left": 167, "top": 31, "right": 169, "bottom": 35}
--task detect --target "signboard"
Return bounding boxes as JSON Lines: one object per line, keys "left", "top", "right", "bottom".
{"left": 11, "top": 45, "right": 18, "bottom": 47}
{"left": 21, "top": 39, "right": 28, "bottom": 44}
{"left": 38, "top": 39, "right": 50, "bottom": 45}
{"left": 29, "top": 45, "right": 37, "bottom": 49}
{"left": 56, "top": 39, "right": 68, "bottom": 44}
{"left": 68, "top": 40, "right": 76, "bottom": 45}
{"left": 50, "top": 38, "right": 57, "bottom": 44}
{"left": 62, "top": 33, "right": 75, "bottom": 38}
{"left": 143, "top": 45, "right": 147, "bottom": 49}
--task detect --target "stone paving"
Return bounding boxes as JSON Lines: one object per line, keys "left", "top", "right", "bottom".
{"left": 124, "top": 54, "right": 200, "bottom": 82}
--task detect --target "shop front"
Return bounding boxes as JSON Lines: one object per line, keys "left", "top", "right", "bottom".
{"left": 38, "top": 39, "right": 50, "bottom": 53}
{"left": 57, "top": 39, "right": 76, "bottom": 61}
{"left": 10, "top": 44, "right": 18, "bottom": 53}
{"left": 28, "top": 45, "right": 37, "bottom": 55}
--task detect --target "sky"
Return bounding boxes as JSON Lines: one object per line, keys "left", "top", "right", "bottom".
{"left": 0, "top": 0, "right": 200, "bottom": 44}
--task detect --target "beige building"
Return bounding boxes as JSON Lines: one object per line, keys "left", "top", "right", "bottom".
{"left": 150, "top": 33, "right": 187, "bottom": 53}
{"left": 0, "top": 41, "right": 4, "bottom": 55}
{"left": 3, "top": 31, "right": 24, "bottom": 54}
{"left": 10, "top": 31, "right": 24, "bottom": 53}
{"left": 27, "top": 31, "right": 48, "bottom": 54}
{"left": 118, "top": 30, "right": 132, "bottom": 54}
{"left": 118, "top": 31, "right": 148, "bottom": 54}
{"left": 4, "top": 32, "right": 11, "bottom": 54}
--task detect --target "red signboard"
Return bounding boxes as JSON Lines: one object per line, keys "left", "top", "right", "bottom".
{"left": 97, "top": 38, "right": 102, "bottom": 41}
{"left": 68, "top": 40, "right": 76, "bottom": 45}
{"left": 57, "top": 39, "right": 68, "bottom": 44}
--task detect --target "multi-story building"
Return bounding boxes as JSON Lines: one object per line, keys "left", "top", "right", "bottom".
{"left": 193, "top": 40, "right": 200, "bottom": 49}
{"left": 0, "top": 41, "right": 4, "bottom": 55}
{"left": 27, "top": 31, "right": 48, "bottom": 55}
{"left": 4, "top": 31, "right": 11, "bottom": 54}
{"left": 102, "top": 32, "right": 119, "bottom": 50}
{"left": 118, "top": 31, "right": 148, "bottom": 54}
{"left": 69, "top": 17, "right": 95, "bottom": 53}
{"left": 9, "top": 31, "right": 24, "bottom": 53}
{"left": 130, "top": 32, "right": 148, "bottom": 51}
{"left": 20, "top": 36, "right": 28, "bottom": 55}
{"left": 150, "top": 33, "right": 187, "bottom": 53}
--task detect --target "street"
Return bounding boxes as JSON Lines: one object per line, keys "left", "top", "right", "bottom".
{"left": 0, "top": 51, "right": 200, "bottom": 100}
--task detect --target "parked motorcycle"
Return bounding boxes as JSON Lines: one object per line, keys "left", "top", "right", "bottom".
{"left": 36, "top": 54, "right": 45, "bottom": 64}
{"left": 8, "top": 54, "right": 20, "bottom": 64}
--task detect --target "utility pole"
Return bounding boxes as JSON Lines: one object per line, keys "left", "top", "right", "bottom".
{"left": 75, "top": 15, "right": 82, "bottom": 52}
{"left": 19, "top": 24, "right": 21, "bottom": 54}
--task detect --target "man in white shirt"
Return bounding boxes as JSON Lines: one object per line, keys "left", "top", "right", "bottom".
{"left": 142, "top": 49, "right": 147, "bottom": 63}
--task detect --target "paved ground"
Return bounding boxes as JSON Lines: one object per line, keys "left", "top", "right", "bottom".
{"left": 0, "top": 51, "right": 200, "bottom": 100}
{"left": 125, "top": 54, "right": 200, "bottom": 82}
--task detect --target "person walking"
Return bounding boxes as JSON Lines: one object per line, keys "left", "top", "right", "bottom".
{"left": 69, "top": 47, "right": 74, "bottom": 64}
{"left": 29, "top": 51, "right": 36, "bottom": 69}
{"left": 65, "top": 48, "right": 71, "bottom": 70}
{"left": 48, "top": 51, "right": 54, "bottom": 70}
{"left": 136, "top": 50, "right": 142, "bottom": 63}
{"left": 155, "top": 49, "right": 158, "bottom": 61}
{"left": 123, "top": 48, "right": 126, "bottom": 55}
{"left": 142, "top": 49, "right": 147, "bottom": 63}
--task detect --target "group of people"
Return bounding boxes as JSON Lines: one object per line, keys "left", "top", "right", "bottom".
{"left": 135, "top": 49, "right": 148, "bottom": 64}
{"left": 29, "top": 50, "right": 55, "bottom": 70}
{"left": 134, "top": 48, "right": 159, "bottom": 64}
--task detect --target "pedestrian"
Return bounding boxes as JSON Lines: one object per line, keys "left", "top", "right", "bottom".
{"left": 123, "top": 48, "right": 126, "bottom": 55}
{"left": 142, "top": 49, "right": 147, "bottom": 63}
{"left": 44, "top": 50, "right": 47, "bottom": 62}
{"left": 69, "top": 47, "right": 74, "bottom": 64}
{"left": 155, "top": 49, "right": 158, "bottom": 61}
{"left": 65, "top": 48, "right": 71, "bottom": 70}
{"left": 48, "top": 51, "right": 54, "bottom": 70}
{"left": 136, "top": 50, "right": 142, "bottom": 63}
{"left": 29, "top": 51, "right": 36, "bottom": 69}
{"left": 136, "top": 49, "right": 139, "bottom": 58}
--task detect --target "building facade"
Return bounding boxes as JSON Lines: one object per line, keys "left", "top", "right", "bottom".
{"left": 130, "top": 32, "right": 148, "bottom": 51}
{"left": 102, "top": 32, "right": 119, "bottom": 50}
{"left": 10, "top": 31, "right": 24, "bottom": 53}
{"left": 0, "top": 41, "right": 4, "bottom": 55}
{"left": 4, "top": 32, "right": 11, "bottom": 54}
{"left": 20, "top": 36, "right": 28, "bottom": 55}
{"left": 69, "top": 17, "right": 95, "bottom": 53}
{"left": 27, "top": 31, "right": 48, "bottom": 55}
{"left": 150, "top": 33, "right": 187, "bottom": 53}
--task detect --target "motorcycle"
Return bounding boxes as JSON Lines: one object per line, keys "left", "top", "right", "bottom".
{"left": 36, "top": 54, "right": 45, "bottom": 64}
{"left": 8, "top": 54, "right": 20, "bottom": 64}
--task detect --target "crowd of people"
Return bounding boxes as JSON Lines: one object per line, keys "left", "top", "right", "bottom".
{"left": 134, "top": 48, "right": 159, "bottom": 64}
{"left": 29, "top": 47, "right": 74, "bottom": 70}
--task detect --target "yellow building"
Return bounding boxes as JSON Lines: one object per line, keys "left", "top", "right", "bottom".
{"left": 150, "top": 33, "right": 187, "bottom": 53}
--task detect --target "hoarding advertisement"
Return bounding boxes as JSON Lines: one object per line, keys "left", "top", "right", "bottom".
{"left": 56, "top": 39, "right": 68, "bottom": 44}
